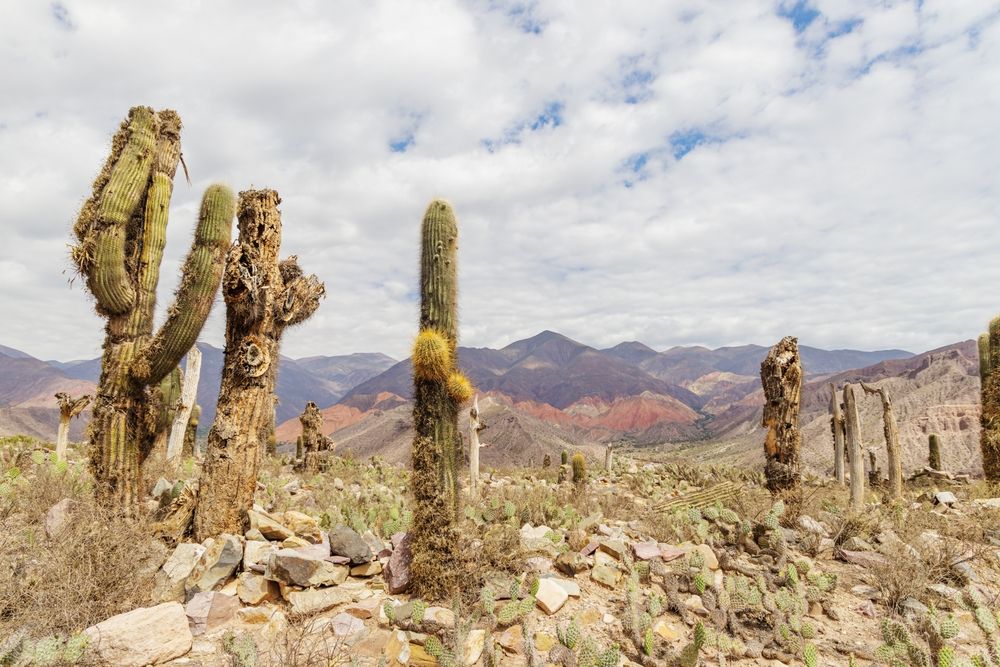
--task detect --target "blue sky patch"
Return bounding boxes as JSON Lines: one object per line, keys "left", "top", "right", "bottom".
{"left": 620, "top": 55, "right": 655, "bottom": 105}
{"left": 778, "top": 1, "right": 820, "bottom": 34}
{"left": 530, "top": 101, "right": 563, "bottom": 130}
{"left": 51, "top": 2, "right": 74, "bottom": 30}
{"left": 389, "top": 135, "right": 414, "bottom": 153}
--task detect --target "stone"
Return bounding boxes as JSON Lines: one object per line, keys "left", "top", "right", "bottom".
{"left": 593, "top": 550, "right": 618, "bottom": 568}
{"left": 598, "top": 539, "right": 628, "bottom": 560}
{"left": 282, "top": 535, "right": 311, "bottom": 548}
{"left": 633, "top": 541, "right": 661, "bottom": 560}
{"left": 334, "top": 477, "right": 345, "bottom": 490}
{"left": 44, "top": 498, "right": 76, "bottom": 539}
{"left": 580, "top": 540, "right": 601, "bottom": 556}
{"left": 283, "top": 510, "right": 323, "bottom": 544}
{"left": 567, "top": 529, "right": 589, "bottom": 551}
{"left": 426, "top": 606, "right": 456, "bottom": 627}
{"left": 684, "top": 595, "right": 708, "bottom": 616}
{"left": 902, "top": 598, "right": 929, "bottom": 615}
{"left": 186, "top": 534, "right": 243, "bottom": 593}
{"left": 534, "top": 632, "right": 556, "bottom": 652}
{"left": 185, "top": 591, "right": 240, "bottom": 635}
{"left": 520, "top": 524, "right": 551, "bottom": 541}
{"left": 248, "top": 510, "right": 294, "bottom": 541}
{"left": 659, "top": 544, "right": 686, "bottom": 562}
{"left": 498, "top": 624, "right": 523, "bottom": 653}
{"left": 579, "top": 607, "right": 602, "bottom": 626}
{"left": 245, "top": 528, "right": 267, "bottom": 542}
{"left": 526, "top": 556, "right": 552, "bottom": 572}
{"left": 243, "top": 540, "right": 278, "bottom": 572}
{"left": 972, "top": 498, "right": 1000, "bottom": 509}
{"left": 151, "top": 477, "right": 173, "bottom": 502}
{"left": 83, "top": 602, "right": 192, "bottom": 667}
{"left": 839, "top": 550, "right": 889, "bottom": 568}
{"left": 384, "top": 532, "right": 412, "bottom": 594}
{"left": 237, "top": 572, "right": 279, "bottom": 605}
{"left": 465, "top": 629, "right": 486, "bottom": 665}
{"left": 153, "top": 542, "right": 206, "bottom": 603}
{"left": 591, "top": 563, "right": 621, "bottom": 588}
{"left": 550, "top": 577, "right": 581, "bottom": 597}
{"left": 933, "top": 491, "right": 958, "bottom": 506}
{"left": 351, "top": 560, "right": 383, "bottom": 577}
{"left": 236, "top": 606, "right": 278, "bottom": 624}
{"left": 841, "top": 536, "right": 874, "bottom": 551}
{"left": 327, "top": 554, "right": 351, "bottom": 565}
{"left": 329, "top": 525, "right": 373, "bottom": 564}
{"left": 345, "top": 598, "right": 381, "bottom": 620}
{"left": 286, "top": 586, "right": 356, "bottom": 615}
{"left": 851, "top": 585, "right": 880, "bottom": 599}
{"left": 555, "top": 552, "right": 589, "bottom": 575}
{"left": 535, "top": 578, "right": 569, "bottom": 614}
{"left": 266, "top": 549, "right": 349, "bottom": 587}
{"left": 330, "top": 612, "right": 365, "bottom": 637}
{"left": 578, "top": 512, "right": 603, "bottom": 532}
{"left": 653, "top": 619, "right": 683, "bottom": 641}
{"left": 798, "top": 515, "right": 827, "bottom": 536}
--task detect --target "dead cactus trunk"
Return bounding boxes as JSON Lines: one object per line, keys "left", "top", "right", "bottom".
{"left": 193, "top": 190, "right": 324, "bottom": 540}
{"left": 843, "top": 383, "right": 865, "bottom": 509}
{"left": 298, "top": 401, "right": 333, "bottom": 472}
{"left": 166, "top": 345, "right": 201, "bottom": 464}
{"left": 54, "top": 393, "right": 92, "bottom": 461}
{"left": 760, "top": 336, "right": 802, "bottom": 494}
{"left": 829, "top": 383, "right": 846, "bottom": 485}
{"left": 860, "top": 381, "right": 903, "bottom": 502}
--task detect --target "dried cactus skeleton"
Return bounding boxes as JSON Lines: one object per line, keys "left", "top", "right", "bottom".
{"left": 70, "top": 106, "right": 235, "bottom": 508}
{"left": 860, "top": 381, "right": 903, "bottom": 501}
{"left": 760, "top": 336, "right": 802, "bottom": 494}
{"left": 193, "top": 189, "right": 324, "bottom": 541}
{"left": 828, "top": 383, "right": 846, "bottom": 485}
{"left": 298, "top": 400, "right": 334, "bottom": 472}
{"left": 54, "top": 392, "right": 92, "bottom": 461}
{"left": 843, "top": 384, "right": 865, "bottom": 509}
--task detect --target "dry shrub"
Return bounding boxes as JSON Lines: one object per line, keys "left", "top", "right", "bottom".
{"left": 0, "top": 460, "right": 166, "bottom": 638}
{"left": 263, "top": 615, "right": 351, "bottom": 667}
{"left": 829, "top": 510, "right": 881, "bottom": 549}
{"left": 863, "top": 536, "right": 968, "bottom": 615}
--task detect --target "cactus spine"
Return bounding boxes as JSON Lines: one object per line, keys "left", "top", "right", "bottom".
{"left": 194, "top": 190, "right": 324, "bottom": 540}
{"left": 843, "top": 383, "right": 865, "bottom": 509}
{"left": 760, "top": 336, "right": 802, "bottom": 493}
{"left": 411, "top": 199, "right": 470, "bottom": 598}
{"left": 929, "top": 433, "right": 942, "bottom": 471}
{"left": 54, "top": 393, "right": 92, "bottom": 461}
{"left": 71, "top": 106, "right": 235, "bottom": 508}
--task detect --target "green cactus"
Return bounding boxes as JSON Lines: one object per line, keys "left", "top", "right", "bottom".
{"left": 694, "top": 571, "right": 707, "bottom": 595}
{"left": 571, "top": 453, "right": 587, "bottom": 483}
{"left": 412, "top": 599, "right": 427, "bottom": 624}
{"left": 424, "top": 635, "right": 442, "bottom": 657}
{"left": 383, "top": 600, "right": 396, "bottom": 624}
{"left": 71, "top": 107, "right": 235, "bottom": 508}
{"left": 643, "top": 627, "right": 654, "bottom": 655}
{"left": 597, "top": 645, "right": 620, "bottom": 667}
{"left": 804, "top": 643, "right": 818, "bottom": 667}
{"left": 410, "top": 200, "right": 470, "bottom": 598}
{"left": 928, "top": 434, "right": 942, "bottom": 470}
{"left": 481, "top": 586, "right": 496, "bottom": 615}
{"left": 937, "top": 645, "right": 955, "bottom": 667}
{"left": 565, "top": 619, "right": 580, "bottom": 650}
{"left": 980, "top": 317, "right": 1000, "bottom": 480}
{"left": 561, "top": 450, "right": 568, "bottom": 465}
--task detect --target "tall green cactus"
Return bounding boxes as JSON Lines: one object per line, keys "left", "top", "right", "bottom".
{"left": 928, "top": 434, "right": 942, "bottom": 471}
{"left": 71, "top": 106, "right": 235, "bottom": 508}
{"left": 981, "top": 316, "right": 1000, "bottom": 481}
{"left": 410, "top": 199, "right": 472, "bottom": 599}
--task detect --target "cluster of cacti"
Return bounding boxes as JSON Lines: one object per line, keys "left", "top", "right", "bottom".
{"left": 70, "top": 106, "right": 236, "bottom": 507}
{"left": 875, "top": 614, "right": 967, "bottom": 667}
{"left": 978, "top": 317, "right": 1000, "bottom": 481}
{"left": 760, "top": 336, "right": 803, "bottom": 493}
{"left": 410, "top": 200, "right": 473, "bottom": 599}
{"left": 664, "top": 499, "right": 743, "bottom": 547}
{"left": 963, "top": 588, "right": 1000, "bottom": 665}
{"left": 929, "top": 433, "right": 943, "bottom": 471}
{"left": 193, "top": 189, "right": 324, "bottom": 541}
{"left": 0, "top": 633, "right": 89, "bottom": 666}
{"left": 552, "top": 618, "right": 620, "bottom": 667}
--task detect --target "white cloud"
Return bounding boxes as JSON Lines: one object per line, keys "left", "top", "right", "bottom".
{"left": 0, "top": 0, "right": 998, "bottom": 362}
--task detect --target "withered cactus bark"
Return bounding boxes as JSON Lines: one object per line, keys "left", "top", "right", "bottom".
{"left": 54, "top": 393, "right": 92, "bottom": 461}
{"left": 411, "top": 199, "right": 473, "bottom": 599}
{"left": 843, "top": 383, "right": 865, "bottom": 509}
{"left": 760, "top": 336, "right": 802, "bottom": 494}
{"left": 71, "top": 106, "right": 235, "bottom": 508}
{"left": 980, "top": 317, "right": 1000, "bottom": 481}
{"left": 193, "top": 190, "right": 324, "bottom": 540}
{"left": 166, "top": 345, "right": 202, "bottom": 463}
{"left": 469, "top": 394, "right": 486, "bottom": 494}
{"left": 298, "top": 400, "right": 333, "bottom": 472}
{"left": 183, "top": 404, "right": 201, "bottom": 458}
{"left": 829, "top": 383, "right": 846, "bottom": 485}
{"left": 928, "top": 433, "right": 942, "bottom": 471}
{"left": 860, "top": 381, "right": 903, "bottom": 501}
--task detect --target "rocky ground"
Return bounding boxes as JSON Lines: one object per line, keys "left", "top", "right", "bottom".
{"left": 2, "top": 442, "right": 1000, "bottom": 666}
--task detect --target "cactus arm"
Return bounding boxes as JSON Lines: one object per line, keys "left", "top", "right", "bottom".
{"left": 420, "top": 200, "right": 459, "bottom": 344}
{"left": 129, "top": 112, "right": 182, "bottom": 338}
{"left": 133, "top": 184, "right": 235, "bottom": 385}
{"left": 275, "top": 257, "right": 325, "bottom": 327}
{"left": 78, "top": 106, "right": 159, "bottom": 315}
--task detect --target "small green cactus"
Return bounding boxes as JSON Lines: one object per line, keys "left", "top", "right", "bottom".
{"left": 383, "top": 600, "right": 396, "bottom": 624}
{"left": 804, "top": 643, "right": 818, "bottom": 667}
{"left": 424, "top": 635, "right": 443, "bottom": 657}
{"left": 571, "top": 453, "right": 587, "bottom": 483}
{"left": 412, "top": 599, "right": 427, "bottom": 624}
{"left": 561, "top": 450, "right": 568, "bottom": 465}
{"left": 481, "top": 587, "right": 496, "bottom": 615}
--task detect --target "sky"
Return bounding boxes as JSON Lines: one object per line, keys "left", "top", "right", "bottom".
{"left": 2, "top": 0, "right": 999, "bottom": 362}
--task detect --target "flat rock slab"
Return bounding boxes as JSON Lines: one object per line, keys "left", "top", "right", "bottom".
{"left": 535, "top": 578, "right": 569, "bottom": 614}
{"left": 83, "top": 602, "right": 192, "bottom": 667}
{"left": 186, "top": 534, "right": 243, "bottom": 594}
{"left": 286, "top": 586, "right": 356, "bottom": 615}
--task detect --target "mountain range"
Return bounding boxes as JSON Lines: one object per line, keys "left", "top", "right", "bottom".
{"left": 2, "top": 332, "right": 981, "bottom": 477}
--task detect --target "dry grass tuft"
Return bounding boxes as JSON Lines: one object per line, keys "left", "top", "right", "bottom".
{"left": 0, "top": 456, "right": 165, "bottom": 639}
